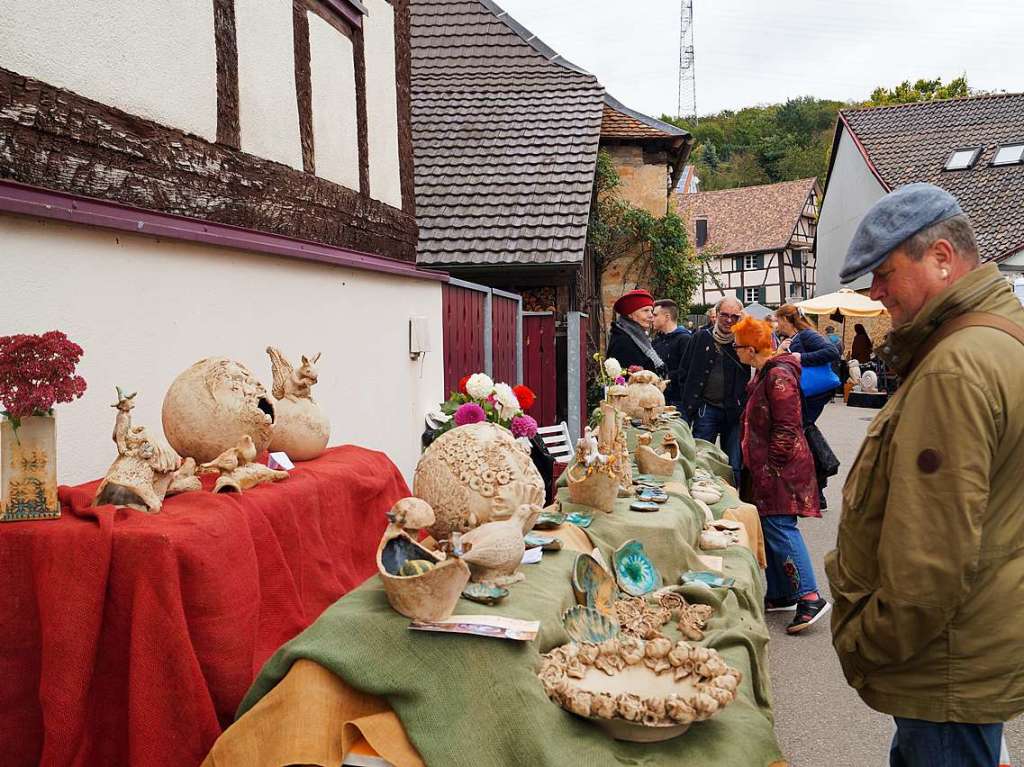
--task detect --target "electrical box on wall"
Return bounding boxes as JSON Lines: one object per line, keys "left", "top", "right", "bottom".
{"left": 409, "top": 316, "right": 431, "bottom": 359}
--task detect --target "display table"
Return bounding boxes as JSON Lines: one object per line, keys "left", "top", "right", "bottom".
{"left": 0, "top": 446, "right": 408, "bottom": 767}
{"left": 205, "top": 422, "right": 785, "bottom": 767}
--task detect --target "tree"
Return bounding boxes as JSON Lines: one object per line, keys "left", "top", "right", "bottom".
{"left": 867, "top": 76, "right": 969, "bottom": 106}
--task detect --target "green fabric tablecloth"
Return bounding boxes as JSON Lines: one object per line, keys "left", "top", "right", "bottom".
{"left": 237, "top": 420, "right": 781, "bottom": 766}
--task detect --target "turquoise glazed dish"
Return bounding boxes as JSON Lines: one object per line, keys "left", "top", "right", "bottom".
{"left": 572, "top": 552, "right": 618, "bottom": 616}
{"left": 565, "top": 511, "right": 594, "bottom": 528}
{"left": 679, "top": 571, "right": 735, "bottom": 589}
{"left": 561, "top": 605, "right": 620, "bottom": 644}
{"left": 533, "top": 510, "right": 567, "bottom": 530}
{"left": 613, "top": 539, "right": 662, "bottom": 597}
{"left": 462, "top": 582, "right": 510, "bottom": 605}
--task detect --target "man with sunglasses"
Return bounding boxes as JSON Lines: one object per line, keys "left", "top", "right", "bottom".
{"left": 677, "top": 296, "right": 750, "bottom": 485}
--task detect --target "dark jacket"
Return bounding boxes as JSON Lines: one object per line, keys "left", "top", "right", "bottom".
{"left": 677, "top": 327, "right": 751, "bottom": 421}
{"left": 789, "top": 328, "right": 840, "bottom": 367}
{"left": 652, "top": 327, "right": 691, "bottom": 406}
{"left": 851, "top": 332, "right": 873, "bottom": 363}
{"left": 740, "top": 354, "right": 820, "bottom": 518}
{"left": 606, "top": 323, "right": 666, "bottom": 376}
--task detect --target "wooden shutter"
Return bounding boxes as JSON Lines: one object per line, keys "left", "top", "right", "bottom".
{"left": 758, "top": 286, "right": 766, "bottom": 303}
{"left": 735, "top": 288, "right": 743, "bottom": 299}
{"left": 733, "top": 256, "right": 743, "bottom": 272}
{"left": 755, "top": 254, "right": 764, "bottom": 269}
{"left": 696, "top": 219, "right": 708, "bottom": 247}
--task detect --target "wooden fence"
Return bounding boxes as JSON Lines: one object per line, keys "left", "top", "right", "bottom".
{"left": 441, "top": 279, "right": 522, "bottom": 398}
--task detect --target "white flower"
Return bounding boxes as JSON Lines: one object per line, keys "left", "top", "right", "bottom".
{"left": 465, "top": 373, "right": 494, "bottom": 401}
{"left": 492, "top": 382, "right": 521, "bottom": 419}
{"left": 604, "top": 358, "right": 622, "bottom": 379}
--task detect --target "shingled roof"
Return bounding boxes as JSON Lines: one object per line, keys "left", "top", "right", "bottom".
{"left": 676, "top": 178, "right": 817, "bottom": 257}
{"left": 410, "top": 0, "right": 605, "bottom": 267}
{"left": 601, "top": 95, "right": 687, "bottom": 140}
{"left": 834, "top": 93, "right": 1024, "bottom": 262}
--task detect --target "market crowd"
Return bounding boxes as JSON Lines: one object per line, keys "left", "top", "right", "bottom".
{"left": 607, "top": 182, "right": 1024, "bottom": 767}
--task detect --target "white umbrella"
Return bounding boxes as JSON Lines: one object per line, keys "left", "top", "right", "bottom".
{"left": 742, "top": 301, "right": 773, "bottom": 320}
{"left": 797, "top": 288, "right": 886, "bottom": 318}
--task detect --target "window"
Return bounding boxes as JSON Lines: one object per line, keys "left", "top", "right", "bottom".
{"left": 992, "top": 143, "right": 1024, "bottom": 166}
{"left": 696, "top": 218, "right": 708, "bottom": 247}
{"left": 744, "top": 254, "right": 758, "bottom": 270}
{"left": 944, "top": 147, "right": 981, "bottom": 171}
{"left": 789, "top": 250, "right": 802, "bottom": 267}
{"left": 744, "top": 287, "right": 759, "bottom": 303}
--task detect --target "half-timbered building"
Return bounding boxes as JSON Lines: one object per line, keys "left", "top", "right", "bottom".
{"left": 676, "top": 178, "right": 820, "bottom": 308}
{"left": 0, "top": 0, "right": 444, "bottom": 481}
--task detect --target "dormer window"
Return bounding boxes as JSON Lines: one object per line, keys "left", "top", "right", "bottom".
{"left": 944, "top": 147, "right": 981, "bottom": 171}
{"left": 992, "top": 143, "right": 1024, "bottom": 166}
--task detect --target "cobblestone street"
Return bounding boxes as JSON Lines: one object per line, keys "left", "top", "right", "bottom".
{"left": 768, "top": 399, "right": 1020, "bottom": 766}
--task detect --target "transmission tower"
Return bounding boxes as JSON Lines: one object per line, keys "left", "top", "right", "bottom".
{"left": 677, "top": 0, "right": 696, "bottom": 123}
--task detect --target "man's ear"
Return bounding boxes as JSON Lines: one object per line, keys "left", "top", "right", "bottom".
{"left": 928, "top": 238, "right": 957, "bottom": 271}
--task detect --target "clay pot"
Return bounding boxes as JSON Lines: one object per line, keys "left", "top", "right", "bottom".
{"left": 616, "top": 371, "right": 667, "bottom": 421}
{"left": 269, "top": 397, "right": 330, "bottom": 461}
{"left": 377, "top": 526, "right": 470, "bottom": 621}
{"left": 413, "top": 422, "right": 545, "bottom": 542}
{"left": 162, "top": 358, "right": 276, "bottom": 464}
{"left": 635, "top": 434, "right": 679, "bottom": 477}
{"left": 567, "top": 462, "right": 620, "bottom": 513}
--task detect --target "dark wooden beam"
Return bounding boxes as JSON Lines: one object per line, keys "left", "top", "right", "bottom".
{"left": 293, "top": 1, "right": 316, "bottom": 174}
{"left": 213, "top": 0, "right": 240, "bottom": 148}
{"left": 352, "top": 24, "right": 370, "bottom": 196}
{"left": 393, "top": 0, "right": 415, "bottom": 216}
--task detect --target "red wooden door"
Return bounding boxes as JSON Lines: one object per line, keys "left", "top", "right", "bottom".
{"left": 442, "top": 283, "right": 486, "bottom": 397}
{"left": 523, "top": 313, "right": 556, "bottom": 427}
{"left": 491, "top": 295, "right": 518, "bottom": 385}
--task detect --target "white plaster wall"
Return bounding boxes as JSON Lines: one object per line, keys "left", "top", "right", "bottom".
{"left": 817, "top": 129, "right": 887, "bottom": 294}
{"left": 0, "top": 0, "right": 217, "bottom": 140}
{"left": 0, "top": 214, "right": 444, "bottom": 485}
{"left": 236, "top": 0, "right": 304, "bottom": 170}
{"left": 308, "top": 13, "right": 360, "bottom": 190}
{"left": 363, "top": 0, "right": 404, "bottom": 208}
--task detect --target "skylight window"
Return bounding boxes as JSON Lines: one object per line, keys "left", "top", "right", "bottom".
{"left": 992, "top": 143, "right": 1024, "bottom": 166}
{"left": 944, "top": 148, "right": 981, "bottom": 171}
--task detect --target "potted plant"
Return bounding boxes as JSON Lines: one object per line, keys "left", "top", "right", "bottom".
{"left": 0, "top": 331, "right": 87, "bottom": 521}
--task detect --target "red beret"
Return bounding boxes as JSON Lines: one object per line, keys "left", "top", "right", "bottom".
{"left": 614, "top": 289, "right": 655, "bottom": 317}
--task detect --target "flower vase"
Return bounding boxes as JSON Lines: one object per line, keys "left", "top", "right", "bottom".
{"left": 1, "top": 415, "right": 60, "bottom": 522}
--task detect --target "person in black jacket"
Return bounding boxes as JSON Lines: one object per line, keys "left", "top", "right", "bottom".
{"left": 677, "top": 296, "right": 750, "bottom": 485}
{"left": 606, "top": 289, "right": 666, "bottom": 376}
{"left": 774, "top": 304, "right": 840, "bottom": 428}
{"left": 652, "top": 299, "right": 691, "bottom": 409}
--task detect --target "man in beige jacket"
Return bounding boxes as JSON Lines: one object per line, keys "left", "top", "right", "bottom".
{"left": 826, "top": 183, "right": 1024, "bottom": 767}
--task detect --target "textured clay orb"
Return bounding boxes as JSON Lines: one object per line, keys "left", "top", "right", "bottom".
{"left": 270, "top": 398, "right": 330, "bottom": 461}
{"left": 161, "top": 358, "right": 276, "bottom": 464}
{"left": 413, "top": 422, "right": 545, "bottom": 542}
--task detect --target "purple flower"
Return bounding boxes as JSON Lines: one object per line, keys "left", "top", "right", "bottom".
{"left": 454, "top": 402, "right": 487, "bottom": 426}
{"left": 511, "top": 414, "right": 538, "bottom": 439}
{"left": 614, "top": 376, "right": 626, "bottom": 385}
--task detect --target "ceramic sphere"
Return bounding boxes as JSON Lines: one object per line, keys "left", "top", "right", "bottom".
{"left": 269, "top": 397, "right": 330, "bottom": 461}
{"left": 413, "top": 422, "right": 544, "bottom": 542}
{"left": 161, "top": 358, "right": 275, "bottom": 463}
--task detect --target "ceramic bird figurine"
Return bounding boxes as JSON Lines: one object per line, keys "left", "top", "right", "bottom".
{"left": 199, "top": 435, "right": 258, "bottom": 475}
{"left": 198, "top": 435, "right": 287, "bottom": 493}
{"left": 387, "top": 497, "right": 437, "bottom": 536}
{"left": 457, "top": 504, "right": 540, "bottom": 587}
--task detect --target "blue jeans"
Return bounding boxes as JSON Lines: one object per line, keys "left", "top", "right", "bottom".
{"left": 761, "top": 515, "right": 818, "bottom": 602}
{"left": 691, "top": 403, "right": 742, "bottom": 486}
{"left": 890, "top": 718, "right": 1003, "bottom": 767}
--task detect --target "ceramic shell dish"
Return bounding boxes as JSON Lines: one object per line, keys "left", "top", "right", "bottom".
{"left": 162, "top": 358, "right": 276, "bottom": 464}
{"left": 413, "top": 422, "right": 545, "bottom": 541}
{"left": 613, "top": 540, "right": 662, "bottom": 597}
{"left": 572, "top": 552, "right": 619, "bottom": 617}
{"left": 537, "top": 638, "right": 742, "bottom": 742}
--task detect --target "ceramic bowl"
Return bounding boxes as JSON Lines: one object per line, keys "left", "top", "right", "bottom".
{"left": 613, "top": 540, "right": 662, "bottom": 597}
{"left": 679, "top": 571, "right": 735, "bottom": 589}
{"left": 633, "top": 476, "right": 666, "bottom": 487}
{"left": 572, "top": 552, "right": 618, "bottom": 616}
{"left": 461, "top": 582, "right": 509, "bottom": 605}
{"left": 561, "top": 605, "right": 620, "bottom": 644}
{"left": 566, "top": 511, "right": 594, "bottom": 528}
{"left": 524, "top": 533, "right": 563, "bottom": 551}
{"left": 534, "top": 510, "right": 567, "bottom": 529}
{"left": 629, "top": 501, "right": 660, "bottom": 513}
{"left": 636, "top": 489, "right": 668, "bottom": 503}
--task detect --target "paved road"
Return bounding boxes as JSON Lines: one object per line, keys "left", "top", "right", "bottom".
{"left": 767, "top": 399, "right": 1021, "bottom": 766}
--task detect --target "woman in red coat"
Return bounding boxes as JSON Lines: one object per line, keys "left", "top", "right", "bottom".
{"left": 732, "top": 315, "right": 830, "bottom": 634}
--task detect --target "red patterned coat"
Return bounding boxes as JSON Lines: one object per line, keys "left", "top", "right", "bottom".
{"left": 740, "top": 354, "right": 821, "bottom": 518}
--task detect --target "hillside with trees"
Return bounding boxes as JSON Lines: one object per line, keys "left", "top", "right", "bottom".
{"left": 663, "top": 76, "right": 972, "bottom": 191}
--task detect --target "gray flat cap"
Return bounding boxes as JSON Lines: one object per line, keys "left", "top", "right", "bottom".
{"left": 840, "top": 183, "right": 963, "bottom": 284}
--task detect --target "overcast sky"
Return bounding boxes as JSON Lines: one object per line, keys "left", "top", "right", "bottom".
{"left": 496, "top": 0, "right": 1023, "bottom": 118}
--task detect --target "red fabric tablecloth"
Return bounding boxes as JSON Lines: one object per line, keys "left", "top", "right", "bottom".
{"left": 0, "top": 445, "right": 407, "bottom": 767}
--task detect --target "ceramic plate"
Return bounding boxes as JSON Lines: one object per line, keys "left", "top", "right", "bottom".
{"left": 572, "top": 552, "right": 618, "bottom": 616}
{"left": 524, "top": 533, "right": 563, "bottom": 551}
{"left": 633, "top": 476, "right": 666, "bottom": 487}
{"left": 612, "top": 540, "right": 662, "bottom": 597}
{"left": 629, "top": 500, "right": 660, "bottom": 513}
{"left": 636, "top": 490, "right": 668, "bottom": 503}
{"left": 679, "top": 570, "right": 735, "bottom": 589}
{"left": 566, "top": 511, "right": 594, "bottom": 529}
{"left": 533, "top": 511, "right": 567, "bottom": 529}
{"left": 561, "top": 605, "right": 620, "bottom": 644}
{"left": 462, "top": 582, "right": 509, "bottom": 605}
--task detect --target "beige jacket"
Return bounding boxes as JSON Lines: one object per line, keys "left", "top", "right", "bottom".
{"left": 826, "top": 264, "right": 1024, "bottom": 723}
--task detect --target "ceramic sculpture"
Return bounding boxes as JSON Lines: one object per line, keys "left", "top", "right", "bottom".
{"left": 455, "top": 503, "right": 540, "bottom": 587}
{"left": 614, "top": 595, "right": 671, "bottom": 641}
{"left": 635, "top": 433, "right": 680, "bottom": 477}
{"left": 562, "top": 605, "right": 621, "bottom": 644}
{"left": 656, "top": 591, "right": 715, "bottom": 641}
{"left": 566, "top": 425, "right": 621, "bottom": 513}
{"left": 689, "top": 476, "right": 723, "bottom": 506}
{"left": 198, "top": 435, "right": 289, "bottom": 493}
{"left": 413, "top": 422, "right": 545, "bottom": 542}
{"left": 847, "top": 358, "right": 862, "bottom": 385}
{"left": 861, "top": 370, "right": 879, "bottom": 393}
{"left": 616, "top": 370, "right": 668, "bottom": 423}
{"left": 162, "top": 358, "right": 276, "bottom": 464}
{"left": 377, "top": 498, "right": 471, "bottom": 621}
{"left": 613, "top": 540, "right": 662, "bottom": 597}
{"left": 537, "top": 638, "right": 742, "bottom": 742}
{"left": 265, "top": 347, "right": 330, "bottom": 461}
{"left": 94, "top": 387, "right": 202, "bottom": 513}
{"left": 572, "top": 552, "right": 619, "bottom": 617}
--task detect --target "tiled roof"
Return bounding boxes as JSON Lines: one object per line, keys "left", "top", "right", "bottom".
{"left": 410, "top": 0, "right": 605, "bottom": 266}
{"left": 838, "top": 93, "right": 1024, "bottom": 262}
{"left": 601, "top": 95, "right": 688, "bottom": 140}
{"left": 675, "top": 178, "right": 817, "bottom": 256}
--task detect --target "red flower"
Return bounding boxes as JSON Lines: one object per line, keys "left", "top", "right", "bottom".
{"left": 458, "top": 374, "right": 471, "bottom": 395}
{"left": 513, "top": 384, "right": 536, "bottom": 411}
{"left": 0, "top": 331, "right": 87, "bottom": 419}
{"left": 627, "top": 365, "right": 643, "bottom": 373}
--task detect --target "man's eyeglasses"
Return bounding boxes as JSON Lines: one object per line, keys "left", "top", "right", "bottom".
{"left": 719, "top": 312, "right": 742, "bottom": 321}
{"left": 732, "top": 344, "right": 753, "bottom": 351}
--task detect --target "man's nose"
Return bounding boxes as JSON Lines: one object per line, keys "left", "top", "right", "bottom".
{"left": 869, "top": 277, "right": 884, "bottom": 301}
